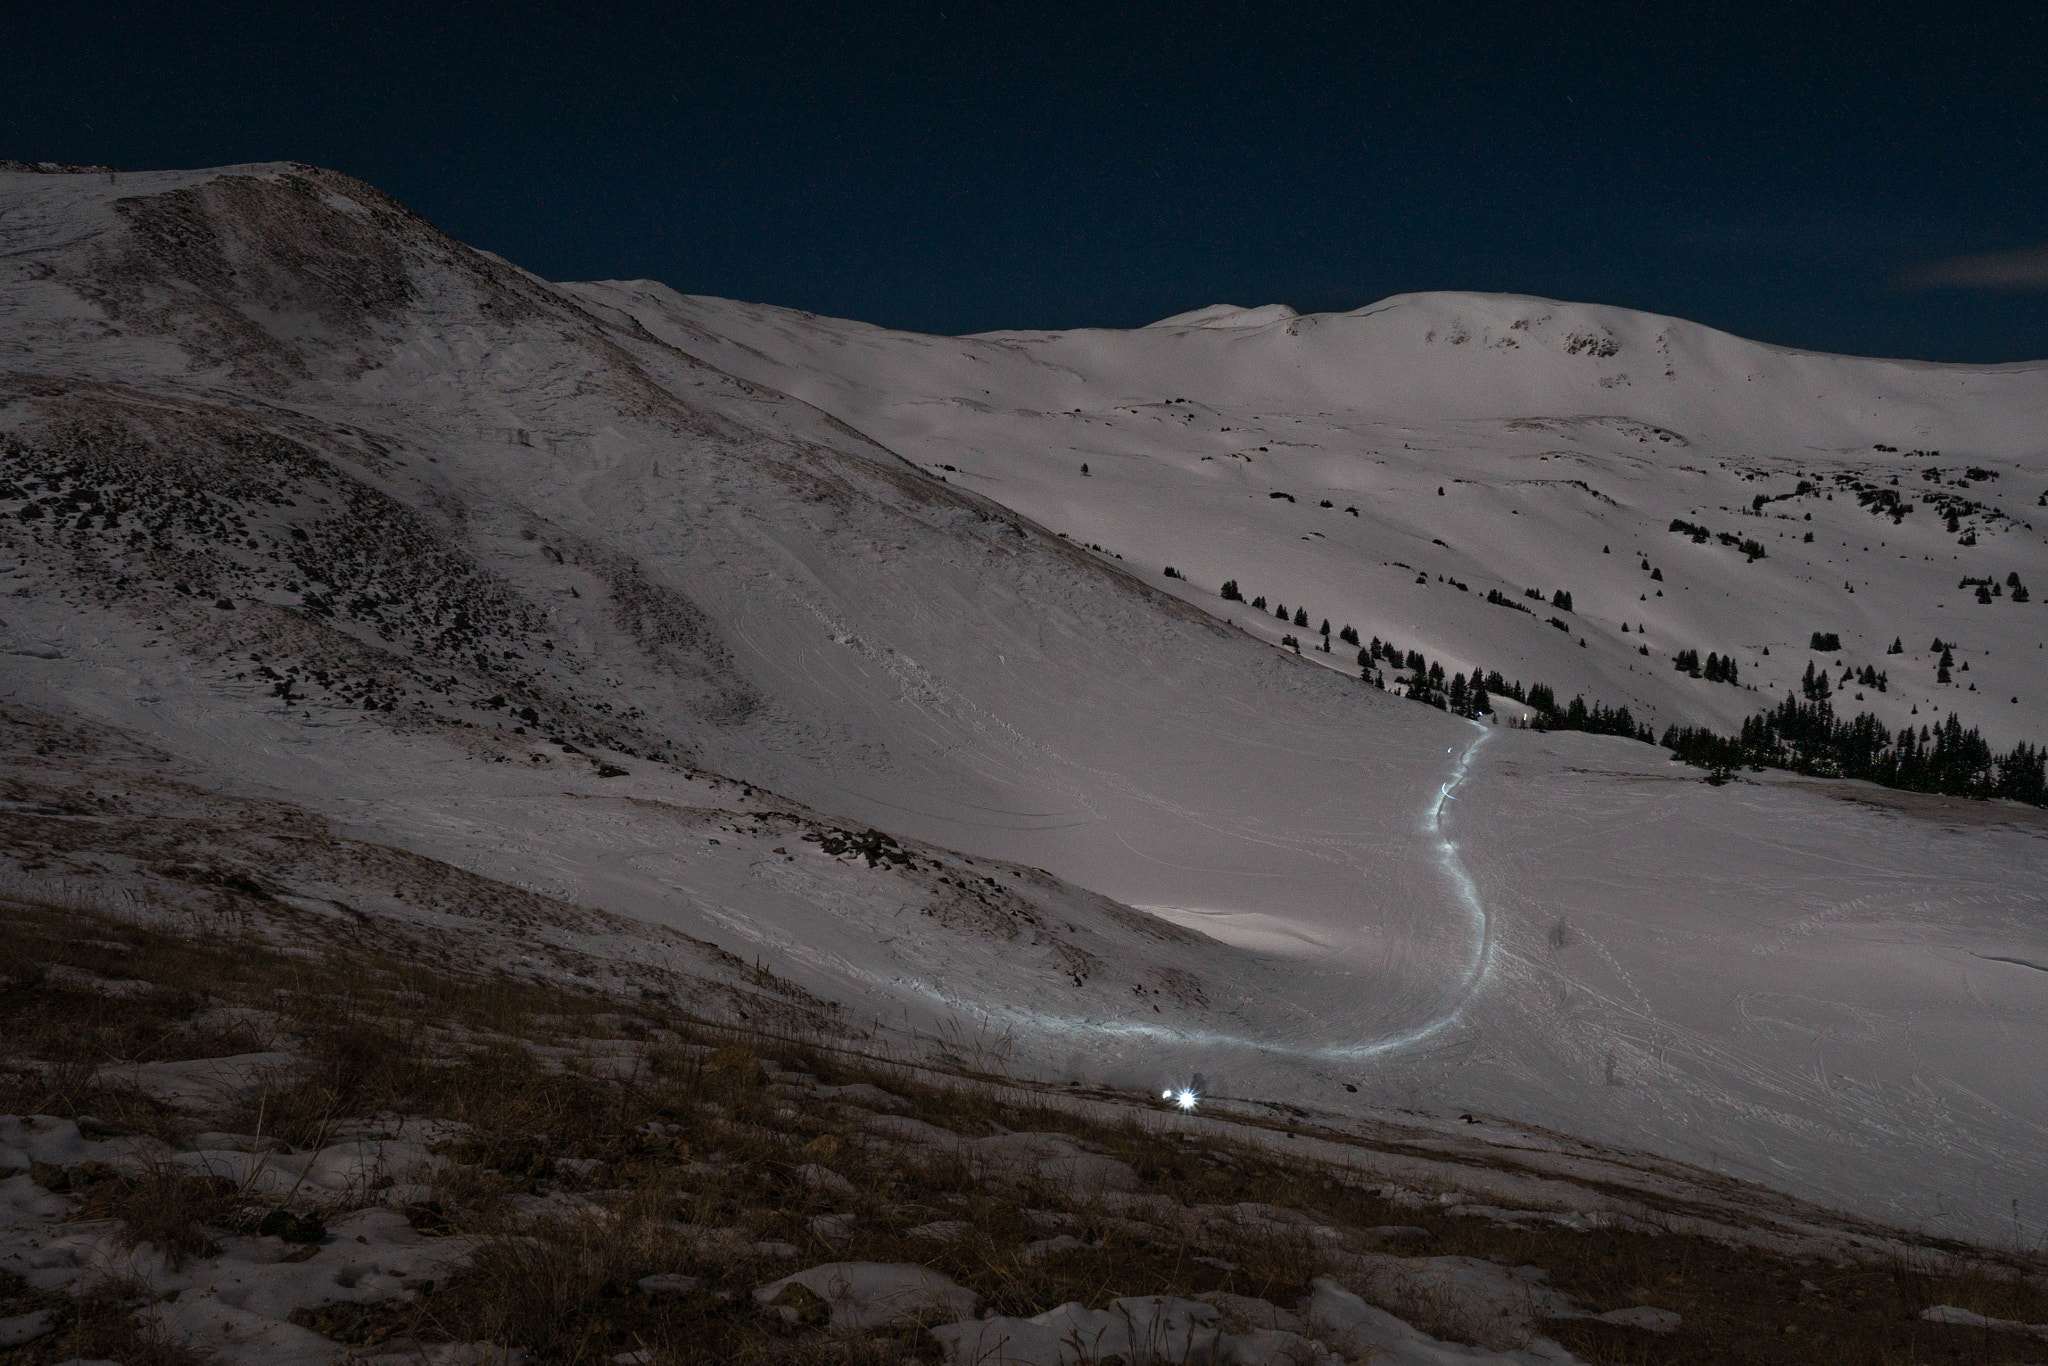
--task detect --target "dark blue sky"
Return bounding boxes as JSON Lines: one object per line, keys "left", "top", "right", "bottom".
{"left": 11, "top": 2, "right": 2048, "bottom": 360}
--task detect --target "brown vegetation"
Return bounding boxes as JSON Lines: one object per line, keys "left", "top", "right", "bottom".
{"left": 4, "top": 895, "right": 2046, "bottom": 1365}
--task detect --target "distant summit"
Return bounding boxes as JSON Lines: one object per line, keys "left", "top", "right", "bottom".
{"left": 1145, "top": 302, "right": 1301, "bottom": 329}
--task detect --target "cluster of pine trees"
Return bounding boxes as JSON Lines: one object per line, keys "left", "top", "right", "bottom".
{"left": 1359, "top": 637, "right": 1489, "bottom": 718}
{"left": 1353, "top": 638, "right": 1652, "bottom": 738}
{"left": 1672, "top": 649, "right": 1740, "bottom": 683}
{"left": 1223, "top": 579, "right": 1356, "bottom": 655}
{"left": 1669, "top": 518, "right": 1768, "bottom": 560}
{"left": 1481, "top": 672, "right": 1653, "bottom": 739}
{"left": 1957, "top": 573, "right": 2031, "bottom": 604}
{"left": 1221, "top": 576, "right": 2042, "bottom": 808}
{"left": 1538, "top": 696, "right": 1657, "bottom": 741}
{"left": 1221, "top": 573, "right": 1640, "bottom": 748}
{"left": 1798, "top": 659, "right": 1887, "bottom": 699}
{"left": 1664, "top": 696, "right": 2047, "bottom": 805}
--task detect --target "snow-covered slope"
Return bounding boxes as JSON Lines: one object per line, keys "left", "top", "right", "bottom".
{"left": 579, "top": 285, "right": 2048, "bottom": 747}
{"left": 3, "top": 162, "right": 2046, "bottom": 1245}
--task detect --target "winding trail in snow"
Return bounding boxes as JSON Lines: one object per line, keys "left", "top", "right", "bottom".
{"left": 1314, "top": 718, "right": 1496, "bottom": 1060}
{"left": 901, "top": 718, "right": 1502, "bottom": 1065}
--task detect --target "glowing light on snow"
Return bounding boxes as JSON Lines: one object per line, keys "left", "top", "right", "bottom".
{"left": 878, "top": 725, "right": 1499, "bottom": 1067}
{"left": 1175, "top": 1088, "right": 1199, "bottom": 1111}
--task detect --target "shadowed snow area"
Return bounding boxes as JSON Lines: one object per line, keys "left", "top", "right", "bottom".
{"left": 2, "top": 163, "right": 2045, "bottom": 1244}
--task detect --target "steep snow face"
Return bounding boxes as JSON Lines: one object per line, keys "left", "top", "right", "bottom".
{"left": 585, "top": 285, "right": 2048, "bottom": 749}
{"left": 3, "top": 164, "right": 2047, "bottom": 1244}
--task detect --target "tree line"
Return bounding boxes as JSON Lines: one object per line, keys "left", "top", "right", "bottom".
{"left": 1663, "top": 696, "right": 2046, "bottom": 805}
{"left": 1220, "top": 574, "right": 2043, "bottom": 807}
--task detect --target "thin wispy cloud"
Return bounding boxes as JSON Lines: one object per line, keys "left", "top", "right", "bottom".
{"left": 1895, "top": 245, "right": 2048, "bottom": 292}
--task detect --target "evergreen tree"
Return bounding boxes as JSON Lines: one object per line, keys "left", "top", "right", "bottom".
{"left": 1664, "top": 693, "right": 2047, "bottom": 806}
{"left": 1221, "top": 579, "right": 1244, "bottom": 601}
{"left": 1535, "top": 695, "right": 1654, "bottom": 741}
{"left": 1293, "top": 606, "right": 1310, "bottom": 627}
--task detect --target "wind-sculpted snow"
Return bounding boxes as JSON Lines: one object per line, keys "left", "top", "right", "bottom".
{"left": 2, "top": 162, "right": 2046, "bottom": 1244}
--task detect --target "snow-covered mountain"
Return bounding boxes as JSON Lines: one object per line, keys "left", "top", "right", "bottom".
{"left": 574, "top": 284, "right": 2048, "bottom": 747}
{"left": 4, "top": 160, "right": 2046, "bottom": 1245}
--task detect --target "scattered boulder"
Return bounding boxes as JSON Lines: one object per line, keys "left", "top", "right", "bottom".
{"left": 754, "top": 1262, "right": 980, "bottom": 1332}
{"left": 1594, "top": 1306, "right": 1682, "bottom": 1334}
{"left": 797, "top": 1162, "right": 856, "bottom": 1197}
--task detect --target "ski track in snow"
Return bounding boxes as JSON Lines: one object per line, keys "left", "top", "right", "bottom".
{"left": 922, "top": 722, "right": 1502, "bottom": 1063}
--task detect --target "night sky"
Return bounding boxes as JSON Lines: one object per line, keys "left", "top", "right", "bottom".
{"left": 10, "top": 3, "right": 2048, "bottom": 361}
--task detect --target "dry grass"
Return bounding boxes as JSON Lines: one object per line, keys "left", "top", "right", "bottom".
{"left": 4, "top": 894, "right": 2047, "bottom": 1366}
{"left": 68, "top": 1154, "right": 238, "bottom": 1267}
{"left": 0, "top": 1269, "right": 209, "bottom": 1366}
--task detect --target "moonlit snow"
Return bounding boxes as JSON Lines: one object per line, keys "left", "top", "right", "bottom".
{"left": 2, "top": 162, "right": 2045, "bottom": 1247}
